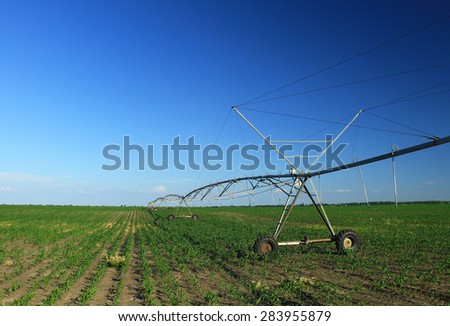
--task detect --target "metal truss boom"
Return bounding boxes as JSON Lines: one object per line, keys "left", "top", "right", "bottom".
{"left": 150, "top": 134, "right": 450, "bottom": 206}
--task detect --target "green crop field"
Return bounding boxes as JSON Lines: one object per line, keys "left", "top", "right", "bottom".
{"left": 0, "top": 203, "right": 448, "bottom": 306}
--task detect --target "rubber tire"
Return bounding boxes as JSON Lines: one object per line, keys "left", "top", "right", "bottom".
{"left": 167, "top": 214, "right": 175, "bottom": 221}
{"left": 191, "top": 214, "right": 198, "bottom": 221}
{"left": 253, "top": 236, "right": 279, "bottom": 255}
{"left": 335, "top": 229, "right": 360, "bottom": 253}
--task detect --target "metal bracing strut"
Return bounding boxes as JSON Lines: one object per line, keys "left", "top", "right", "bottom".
{"left": 174, "top": 198, "right": 193, "bottom": 217}
{"left": 354, "top": 157, "right": 370, "bottom": 208}
{"left": 391, "top": 144, "right": 399, "bottom": 208}
{"left": 303, "top": 180, "right": 335, "bottom": 236}
{"left": 272, "top": 175, "right": 336, "bottom": 242}
{"left": 232, "top": 106, "right": 364, "bottom": 252}
{"left": 273, "top": 177, "right": 306, "bottom": 240}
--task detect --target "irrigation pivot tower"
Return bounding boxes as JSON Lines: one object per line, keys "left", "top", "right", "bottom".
{"left": 149, "top": 108, "right": 450, "bottom": 255}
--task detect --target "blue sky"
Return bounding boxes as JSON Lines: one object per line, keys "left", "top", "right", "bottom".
{"left": 1, "top": 0, "right": 450, "bottom": 205}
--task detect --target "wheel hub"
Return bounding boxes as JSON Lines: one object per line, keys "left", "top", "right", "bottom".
{"left": 343, "top": 237, "right": 353, "bottom": 249}
{"left": 260, "top": 242, "right": 273, "bottom": 254}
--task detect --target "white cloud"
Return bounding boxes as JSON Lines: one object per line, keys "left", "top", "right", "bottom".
{"left": 129, "top": 185, "right": 167, "bottom": 194}
{"left": 0, "top": 186, "right": 15, "bottom": 192}
{"left": 163, "top": 178, "right": 197, "bottom": 184}
{"left": 151, "top": 185, "right": 167, "bottom": 193}
{"left": 424, "top": 180, "right": 437, "bottom": 185}
{"left": 77, "top": 189, "right": 95, "bottom": 194}
{"left": 0, "top": 172, "right": 53, "bottom": 184}
{"left": 335, "top": 189, "right": 352, "bottom": 193}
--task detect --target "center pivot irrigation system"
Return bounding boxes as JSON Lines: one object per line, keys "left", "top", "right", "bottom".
{"left": 149, "top": 107, "right": 450, "bottom": 255}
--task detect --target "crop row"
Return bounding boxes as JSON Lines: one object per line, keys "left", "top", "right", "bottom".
{"left": 2, "top": 204, "right": 448, "bottom": 306}
{"left": 5, "top": 211, "right": 127, "bottom": 305}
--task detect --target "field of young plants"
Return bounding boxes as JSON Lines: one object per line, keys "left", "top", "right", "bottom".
{"left": 0, "top": 203, "right": 448, "bottom": 306}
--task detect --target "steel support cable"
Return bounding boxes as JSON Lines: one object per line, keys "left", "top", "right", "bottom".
{"left": 377, "top": 88, "right": 450, "bottom": 106}
{"left": 241, "top": 77, "right": 450, "bottom": 140}
{"left": 236, "top": 106, "right": 357, "bottom": 170}
{"left": 191, "top": 107, "right": 233, "bottom": 192}
{"left": 363, "top": 79, "right": 450, "bottom": 139}
{"left": 236, "top": 14, "right": 450, "bottom": 107}
{"left": 365, "top": 111, "right": 436, "bottom": 139}
{"left": 305, "top": 87, "right": 450, "bottom": 140}
{"left": 239, "top": 107, "right": 427, "bottom": 138}
{"left": 237, "top": 61, "right": 450, "bottom": 106}
{"left": 302, "top": 112, "right": 358, "bottom": 144}
{"left": 308, "top": 135, "right": 450, "bottom": 178}
{"left": 239, "top": 108, "right": 412, "bottom": 174}
{"left": 365, "top": 79, "right": 450, "bottom": 112}
{"left": 235, "top": 111, "right": 257, "bottom": 196}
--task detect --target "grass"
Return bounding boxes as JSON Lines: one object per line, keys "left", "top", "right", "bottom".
{"left": 0, "top": 203, "right": 448, "bottom": 305}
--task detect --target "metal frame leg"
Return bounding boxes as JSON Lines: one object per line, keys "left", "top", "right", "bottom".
{"left": 303, "top": 182, "right": 335, "bottom": 237}
{"left": 271, "top": 176, "right": 336, "bottom": 242}
{"left": 273, "top": 177, "right": 306, "bottom": 240}
{"left": 175, "top": 198, "right": 193, "bottom": 217}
